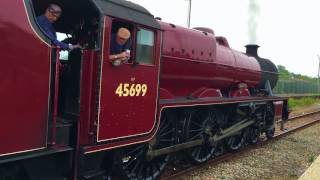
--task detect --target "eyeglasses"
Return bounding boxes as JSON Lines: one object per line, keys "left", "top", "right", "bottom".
{"left": 49, "top": 8, "right": 61, "bottom": 18}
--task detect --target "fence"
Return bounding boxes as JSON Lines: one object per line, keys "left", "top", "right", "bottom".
{"left": 273, "top": 79, "right": 320, "bottom": 94}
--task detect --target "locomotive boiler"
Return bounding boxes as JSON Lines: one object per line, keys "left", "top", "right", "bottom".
{"left": 160, "top": 22, "right": 278, "bottom": 97}
{"left": 0, "top": 0, "right": 288, "bottom": 179}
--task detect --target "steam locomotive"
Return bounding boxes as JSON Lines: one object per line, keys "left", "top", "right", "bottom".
{"left": 0, "top": 0, "right": 288, "bottom": 179}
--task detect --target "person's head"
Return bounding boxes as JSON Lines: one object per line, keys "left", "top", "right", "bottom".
{"left": 238, "top": 83, "right": 248, "bottom": 90}
{"left": 116, "top": 28, "right": 131, "bottom": 45}
{"left": 45, "top": 4, "right": 62, "bottom": 23}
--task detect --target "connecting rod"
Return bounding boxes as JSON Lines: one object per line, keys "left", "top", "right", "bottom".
{"left": 147, "top": 118, "right": 255, "bottom": 160}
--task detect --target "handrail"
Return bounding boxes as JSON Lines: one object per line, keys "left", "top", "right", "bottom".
{"left": 51, "top": 47, "right": 61, "bottom": 146}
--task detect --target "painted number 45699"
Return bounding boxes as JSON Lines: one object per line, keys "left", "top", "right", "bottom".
{"left": 115, "top": 83, "right": 148, "bottom": 97}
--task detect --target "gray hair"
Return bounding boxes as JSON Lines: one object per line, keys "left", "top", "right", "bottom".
{"left": 47, "top": 3, "right": 62, "bottom": 13}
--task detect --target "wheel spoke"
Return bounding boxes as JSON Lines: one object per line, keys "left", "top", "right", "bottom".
{"left": 118, "top": 112, "right": 174, "bottom": 179}
{"left": 188, "top": 128, "right": 203, "bottom": 133}
{"left": 184, "top": 109, "right": 220, "bottom": 164}
{"left": 227, "top": 133, "right": 244, "bottom": 151}
{"left": 123, "top": 157, "right": 135, "bottom": 170}
{"left": 189, "top": 131, "right": 203, "bottom": 140}
{"left": 190, "top": 120, "right": 202, "bottom": 128}
{"left": 126, "top": 145, "right": 144, "bottom": 156}
{"left": 137, "top": 164, "right": 144, "bottom": 179}
{"left": 160, "top": 138, "right": 174, "bottom": 143}
{"left": 159, "top": 122, "right": 170, "bottom": 134}
{"left": 129, "top": 159, "right": 141, "bottom": 175}
{"left": 160, "top": 129, "right": 174, "bottom": 137}
{"left": 155, "top": 161, "right": 161, "bottom": 172}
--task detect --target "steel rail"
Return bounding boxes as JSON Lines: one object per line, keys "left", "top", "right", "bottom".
{"left": 288, "top": 110, "right": 320, "bottom": 120}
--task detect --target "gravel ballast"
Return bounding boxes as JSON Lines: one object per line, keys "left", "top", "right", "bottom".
{"left": 177, "top": 122, "right": 320, "bottom": 180}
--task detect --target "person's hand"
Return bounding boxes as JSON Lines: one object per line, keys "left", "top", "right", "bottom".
{"left": 120, "top": 51, "right": 130, "bottom": 61}
{"left": 117, "top": 52, "right": 128, "bottom": 61}
{"left": 62, "top": 37, "right": 73, "bottom": 44}
{"left": 119, "top": 52, "right": 127, "bottom": 58}
{"left": 69, "top": 44, "right": 82, "bottom": 51}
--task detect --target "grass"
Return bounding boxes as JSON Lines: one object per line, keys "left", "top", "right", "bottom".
{"left": 288, "top": 97, "right": 320, "bottom": 110}
{"left": 308, "top": 154, "right": 316, "bottom": 163}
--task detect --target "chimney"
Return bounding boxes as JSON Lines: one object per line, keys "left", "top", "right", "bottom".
{"left": 245, "top": 44, "right": 260, "bottom": 57}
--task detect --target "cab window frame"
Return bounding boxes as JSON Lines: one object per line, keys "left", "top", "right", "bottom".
{"left": 110, "top": 19, "right": 136, "bottom": 64}
{"left": 134, "top": 27, "right": 156, "bottom": 66}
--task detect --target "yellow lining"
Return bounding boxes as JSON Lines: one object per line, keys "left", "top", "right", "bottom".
{"left": 0, "top": 147, "right": 46, "bottom": 157}
{"left": 96, "top": 22, "right": 161, "bottom": 142}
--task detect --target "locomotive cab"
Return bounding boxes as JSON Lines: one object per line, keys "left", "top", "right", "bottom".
{"left": 29, "top": 0, "right": 163, "bottom": 146}
{"left": 31, "top": 0, "right": 100, "bottom": 112}
{"left": 0, "top": 0, "right": 289, "bottom": 179}
{"left": 7, "top": 0, "right": 162, "bottom": 178}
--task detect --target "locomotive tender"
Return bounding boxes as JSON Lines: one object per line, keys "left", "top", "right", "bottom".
{"left": 0, "top": 0, "right": 288, "bottom": 179}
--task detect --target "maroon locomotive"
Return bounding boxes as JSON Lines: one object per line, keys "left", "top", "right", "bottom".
{"left": 0, "top": 0, "right": 288, "bottom": 179}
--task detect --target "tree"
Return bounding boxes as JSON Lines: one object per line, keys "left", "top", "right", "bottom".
{"left": 277, "top": 65, "right": 291, "bottom": 79}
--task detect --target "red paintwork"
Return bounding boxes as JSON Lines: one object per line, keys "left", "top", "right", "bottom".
{"left": 0, "top": 1, "right": 50, "bottom": 156}
{"left": 159, "top": 22, "right": 261, "bottom": 97}
{"left": 273, "top": 101, "right": 284, "bottom": 120}
{"left": 52, "top": 48, "right": 61, "bottom": 146}
{"left": 83, "top": 95, "right": 287, "bottom": 154}
{"left": 190, "top": 87, "right": 222, "bottom": 98}
{"left": 79, "top": 50, "right": 99, "bottom": 145}
{"left": 0, "top": 1, "right": 287, "bottom": 179}
{"left": 95, "top": 17, "right": 162, "bottom": 142}
{"left": 159, "top": 88, "right": 175, "bottom": 100}
{"left": 193, "top": 88, "right": 222, "bottom": 98}
{"left": 231, "top": 89, "right": 250, "bottom": 97}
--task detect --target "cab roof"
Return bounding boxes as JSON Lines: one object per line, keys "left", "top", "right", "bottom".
{"left": 92, "top": 0, "right": 161, "bottom": 29}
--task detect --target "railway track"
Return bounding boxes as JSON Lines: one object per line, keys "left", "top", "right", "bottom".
{"left": 162, "top": 110, "right": 320, "bottom": 180}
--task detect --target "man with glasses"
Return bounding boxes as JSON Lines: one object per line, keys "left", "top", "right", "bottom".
{"left": 37, "top": 4, "right": 81, "bottom": 50}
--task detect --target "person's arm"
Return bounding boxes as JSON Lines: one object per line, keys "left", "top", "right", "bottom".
{"left": 47, "top": 33, "right": 81, "bottom": 51}
{"left": 38, "top": 24, "right": 69, "bottom": 50}
{"left": 51, "top": 37, "right": 70, "bottom": 50}
{"left": 109, "top": 52, "right": 128, "bottom": 61}
{"left": 38, "top": 22, "right": 79, "bottom": 50}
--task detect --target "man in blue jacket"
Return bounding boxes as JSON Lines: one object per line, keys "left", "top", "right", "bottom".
{"left": 109, "top": 28, "right": 132, "bottom": 66}
{"left": 37, "top": 4, "right": 81, "bottom": 50}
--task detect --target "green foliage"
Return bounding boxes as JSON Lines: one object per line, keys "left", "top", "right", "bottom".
{"left": 277, "top": 65, "right": 318, "bottom": 81}
{"left": 278, "top": 65, "right": 291, "bottom": 79}
{"left": 288, "top": 97, "right": 320, "bottom": 109}
{"left": 275, "top": 65, "right": 320, "bottom": 94}
{"left": 308, "top": 154, "right": 316, "bottom": 163}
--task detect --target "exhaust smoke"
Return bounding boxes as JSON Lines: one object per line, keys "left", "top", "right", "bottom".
{"left": 248, "top": 0, "right": 260, "bottom": 44}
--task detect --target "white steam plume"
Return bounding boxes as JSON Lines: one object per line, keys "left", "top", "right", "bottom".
{"left": 248, "top": 0, "right": 260, "bottom": 44}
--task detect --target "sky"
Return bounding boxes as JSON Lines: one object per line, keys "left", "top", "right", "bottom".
{"left": 129, "top": 0, "right": 320, "bottom": 77}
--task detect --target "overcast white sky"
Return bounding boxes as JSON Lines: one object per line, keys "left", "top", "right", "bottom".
{"left": 129, "top": 0, "right": 320, "bottom": 77}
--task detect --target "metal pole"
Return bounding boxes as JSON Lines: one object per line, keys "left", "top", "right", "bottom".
{"left": 187, "top": 0, "right": 192, "bottom": 28}
{"left": 318, "top": 55, "right": 320, "bottom": 93}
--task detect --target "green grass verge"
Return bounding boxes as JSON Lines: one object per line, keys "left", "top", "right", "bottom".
{"left": 288, "top": 97, "right": 320, "bottom": 109}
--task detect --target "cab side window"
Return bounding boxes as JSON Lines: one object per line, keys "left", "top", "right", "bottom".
{"left": 135, "top": 29, "right": 155, "bottom": 65}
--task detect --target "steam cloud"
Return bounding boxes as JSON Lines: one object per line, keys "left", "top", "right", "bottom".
{"left": 248, "top": 0, "right": 260, "bottom": 44}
